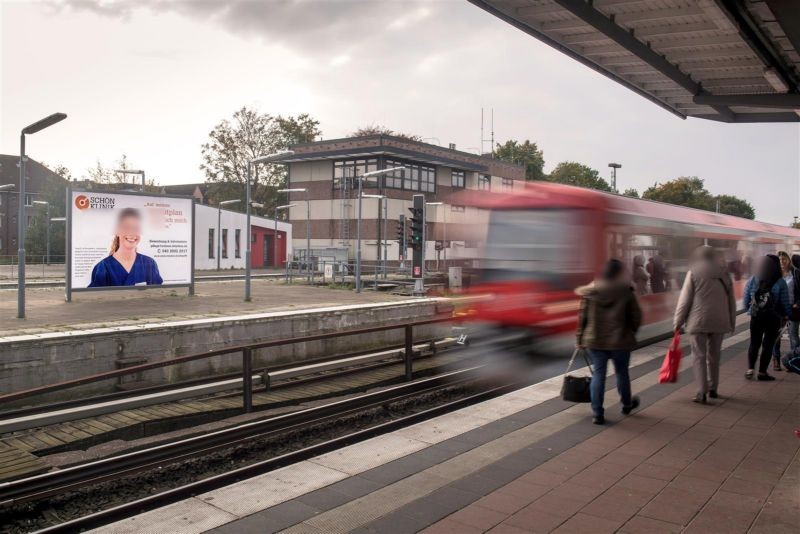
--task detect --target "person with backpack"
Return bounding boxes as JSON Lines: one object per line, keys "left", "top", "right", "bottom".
{"left": 772, "top": 251, "right": 797, "bottom": 371}
{"left": 576, "top": 259, "right": 643, "bottom": 425}
{"left": 674, "top": 246, "right": 736, "bottom": 403}
{"left": 743, "top": 254, "right": 791, "bottom": 381}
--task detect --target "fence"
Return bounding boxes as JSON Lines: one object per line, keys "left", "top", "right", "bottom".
{"left": 0, "top": 255, "right": 67, "bottom": 279}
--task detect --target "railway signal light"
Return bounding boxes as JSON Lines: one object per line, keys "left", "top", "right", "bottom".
{"left": 397, "top": 214, "right": 406, "bottom": 260}
{"left": 409, "top": 195, "right": 425, "bottom": 281}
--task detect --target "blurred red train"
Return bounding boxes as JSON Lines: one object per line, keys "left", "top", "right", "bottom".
{"left": 457, "top": 182, "right": 800, "bottom": 346}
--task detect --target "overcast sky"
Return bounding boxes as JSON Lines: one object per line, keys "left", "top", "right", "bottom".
{"left": 1, "top": 0, "right": 798, "bottom": 225}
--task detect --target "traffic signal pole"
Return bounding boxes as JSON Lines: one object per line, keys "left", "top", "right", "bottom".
{"left": 409, "top": 194, "right": 426, "bottom": 296}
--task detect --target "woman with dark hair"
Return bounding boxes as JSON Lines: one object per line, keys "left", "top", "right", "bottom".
{"left": 743, "top": 254, "right": 790, "bottom": 380}
{"left": 88, "top": 208, "right": 163, "bottom": 287}
{"left": 576, "top": 258, "right": 643, "bottom": 425}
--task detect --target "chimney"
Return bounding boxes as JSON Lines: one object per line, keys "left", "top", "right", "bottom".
{"left": 448, "top": 143, "right": 456, "bottom": 150}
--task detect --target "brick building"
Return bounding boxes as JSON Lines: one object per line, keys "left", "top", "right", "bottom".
{"left": 272, "top": 135, "right": 525, "bottom": 267}
{"left": 0, "top": 155, "right": 65, "bottom": 256}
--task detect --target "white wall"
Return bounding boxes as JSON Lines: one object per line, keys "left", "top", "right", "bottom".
{"left": 194, "top": 203, "right": 292, "bottom": 270}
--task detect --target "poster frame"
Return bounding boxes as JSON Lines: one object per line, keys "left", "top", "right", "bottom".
{"left": 65, "top": 186, "right": 195, "bottom": 301}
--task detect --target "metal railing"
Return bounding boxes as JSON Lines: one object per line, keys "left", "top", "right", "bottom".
{"left": 0, "top": 255, "right": 66, "bottom": 280}
{"left": 0, "top": 315, "right": 456, "bottom": 413}
{"left": 283, "top": 259, "right": 417, "bottom": 287}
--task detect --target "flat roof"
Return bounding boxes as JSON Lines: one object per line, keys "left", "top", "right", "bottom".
{"left": 470, "top": 0, "right": 800, "bottom": 123}
{"left": 273, "top": 134, "right": 527, "bottom": 180}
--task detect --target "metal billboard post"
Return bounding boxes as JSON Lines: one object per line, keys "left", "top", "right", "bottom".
{"left": 65, "top": 186, "right": 72, "bottom": 303}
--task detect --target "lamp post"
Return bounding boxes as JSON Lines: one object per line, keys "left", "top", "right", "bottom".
{"left": 216, "top": 199, "right": 240, "bottom": 271}
{"left": 19, "top": 112, "right": 67, "bottom": 319}
{"left": 115, "top": 169, "right": 146, "bottom": 191}
{"left": 32, "top": 201, "right": 51, "bottom": 265}
{"left": 426, "top": 202, "right": 444, "bottom": 271}
{"left": 354, "top": 167, "right": 405, "bottom": 293}
{"left": 0, "top": 184, "right": 14, "bottom": 191}
{"left": 278, "top": 188, "right": 310, "bottom": 278}
{"left": 608, "top": 163, "right": 622, "bottom": 193}
{"left": 245, "top": 150, "right": 294, "bottom": 302}
{"left": 274, "top": 203, "right": 296, "bottom": 269}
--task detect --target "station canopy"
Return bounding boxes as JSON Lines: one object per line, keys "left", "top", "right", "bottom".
{"left": 470, "top": 0, "right": 800, "bottom": 122}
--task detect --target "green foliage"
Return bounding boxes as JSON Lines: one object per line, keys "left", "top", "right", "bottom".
{"left": 350, "top": 124, "right": 422, "bottom": 141}
{"left": 547, "top": 162, "right": 612, "bottom": 192}
{"left": 714, "top": 194, "right": 755, "bottom": 220}
{"left": 622, "top": 188, "right": 639, "bottom": 198}
{"left": 201, "top": 107, "right": 321, "bottom": 209}
{"left": 494, "top": 140, "right": 545, "bottom": 181}
{"left": 792, "top": 219, "right": 800, "bottom": 229}
{"left": 642, "top": 177, "right": 755, "bottom": 219}
{"left": 24, "top": 165, "right": 69, "bottom": 259}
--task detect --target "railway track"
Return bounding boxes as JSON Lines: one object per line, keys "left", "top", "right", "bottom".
{"left": 2, "top": 359, "right": 531, "bottom": 534}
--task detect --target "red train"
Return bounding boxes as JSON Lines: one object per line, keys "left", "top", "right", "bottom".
{"left": 456, "top": 182, "right": 800, "bottom": 346}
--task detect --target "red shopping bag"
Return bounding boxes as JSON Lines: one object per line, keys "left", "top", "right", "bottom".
{"left": 658, "top": 332, "right": 682, "bottom": 384}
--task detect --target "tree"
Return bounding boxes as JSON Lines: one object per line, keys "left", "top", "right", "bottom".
{"left": 80, "top": 155, "right": 158, "bottom": 190}
{"left": 25, "top": 164, "right": 70, "bottom": 260}
{"left": 494, "top": 140, "right": 545, "bottom": 181}
{"left": 547, "top": 162, "right": 612, "bottom": 192}
{"left": 714, "top": 194, "right": 755, "bottom": 220}
{"left": 642, "top": 177, "right": 714, "bottom": 210}
{"left": 792, "top": 219, "right": 800, "bottom": 229}
{"left": 350, "top": 124, "right": 422, "bottom": 142}
{"left": 201, "top": 107, "right": 321, "bottom": 208}
{"left": 622, "top": 188, "right": 640, "bottom": 198}
{"left": 642, "top": 177, "right": 755, "bottom": 219}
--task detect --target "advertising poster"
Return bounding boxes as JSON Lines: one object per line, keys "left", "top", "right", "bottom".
{"left": 69, "top": 190, "right": 193, "bottom": 290}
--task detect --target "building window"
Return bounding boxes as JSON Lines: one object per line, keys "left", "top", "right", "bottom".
{"left": 502, "top": 178, "right": 513, "bottom": 191}
{"left": 221, "top": 229, "right": 228, "bottom": 258}
{"left": 478, "top": 174, "right": 491, "bottom": 190}
{"left": 24, "top": 194, "right": 34, "bottom": 207}
{"left": 451, "top": 170, "right": 465, "bottom": 188}
{"left": 384, "top": 158, "right": 436, "bottom": 193}
{"left": 333, "top": 158, "right": 379, "bottom": 189}
{"left": 208, "top": 228, "right": 215, "bottom": 259}
{"left": 235, "top": 229, "right": 241, "bottom": 258}
{"left": 451, "top": 205, "right": 465, "bottom": 213}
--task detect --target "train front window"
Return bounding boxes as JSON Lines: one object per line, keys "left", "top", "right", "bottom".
{"left": 481, "top": 209, "right": 592, "bottom": 286}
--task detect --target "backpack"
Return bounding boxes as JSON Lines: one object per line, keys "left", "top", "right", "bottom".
{"left": 750, "top": 283, "right": 777, "bottom": 319}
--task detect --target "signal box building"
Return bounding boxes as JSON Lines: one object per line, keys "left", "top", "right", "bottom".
{"left": 272, "top": 135, "right": 525, "bottom": 268}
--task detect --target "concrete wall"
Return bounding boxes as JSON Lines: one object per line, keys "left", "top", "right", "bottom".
{"left": 0, "top": 299, "right": 453, "bottom": 405}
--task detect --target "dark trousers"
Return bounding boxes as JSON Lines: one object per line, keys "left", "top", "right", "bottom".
{"left": 589, "top": 349, "right": 632, "bottom": 417}
{"left": 748, "top": 316, "right": 781, "bottom": 374}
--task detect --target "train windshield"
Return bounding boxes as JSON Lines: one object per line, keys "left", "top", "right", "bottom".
{"left": 480, "top": 208, "right": 592, "bottom": 287}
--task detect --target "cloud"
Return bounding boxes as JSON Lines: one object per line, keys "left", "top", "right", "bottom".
{"left": 55, "top": 0, "right": 455, "bottom": 57}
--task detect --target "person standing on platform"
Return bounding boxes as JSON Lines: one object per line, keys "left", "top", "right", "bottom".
{"left": 743, "top": 255, "right": 791, "bottom": 381}
{"left": 632, "top": 255, "right": 649, "bottom": 296}
{"left": 673, "top": 246, "right": 736, "bottom": 404}
{"left": 771, "top": 251, "right": 795, "bottom": 371}
{"left": 576, "top": 259, "right": 642, "bottom": 425}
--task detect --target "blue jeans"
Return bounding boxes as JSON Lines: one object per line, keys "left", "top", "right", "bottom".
{"left": 589, "top": 349, "right": 632, "bottom": 417}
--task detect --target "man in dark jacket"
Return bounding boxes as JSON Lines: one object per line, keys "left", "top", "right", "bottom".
{"left": 576, "top": 259, "right": 643, "bottom": 425}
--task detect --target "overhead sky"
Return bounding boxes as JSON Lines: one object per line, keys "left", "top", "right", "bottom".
{"left": 1, "top": 0, "right": 798, "bottom": 225}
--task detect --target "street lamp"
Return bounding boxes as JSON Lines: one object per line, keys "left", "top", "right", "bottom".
{"left": 216, "top": 199, "right": 240, "bottom": 271}
{"left": 274, "top": 203, "right": 296, "bottom": 269}
{"left": 426, "top": 202, "right": 444, "bottom": 271}
{"left": 608, "top": 163, "right": 622, "bottom": 193}
{"left": 245, "top": 150, "right": 294, "bottom": 301}
{"left": 115, "top": 169, "right": 146, "bottom": 191}
{"left": 354, "top": 167, "right": 405, "bottom": 293}
{"left": 0, "top": 184, "right": 14, "bottom": 191}
{"left": 19, "top": 112, "right": 67, "bottom": 319}
{"left": 278, "top": 188, "right": 310, "bottom": 278}
{"left": 32, "top": 201, "right": 51, "bottom": 265}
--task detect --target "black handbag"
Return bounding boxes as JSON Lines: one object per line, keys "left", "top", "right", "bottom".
{"left": 561, "top": 348, "right": 593, "bottom": 403}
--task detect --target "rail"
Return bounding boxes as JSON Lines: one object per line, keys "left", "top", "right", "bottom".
{"left": 0, "top": 315, "right": 457, "bottom": 411}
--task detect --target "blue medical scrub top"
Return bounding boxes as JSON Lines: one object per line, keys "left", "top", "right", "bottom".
{"left": 88, "top": 253, "right": 163, "bottom": 287}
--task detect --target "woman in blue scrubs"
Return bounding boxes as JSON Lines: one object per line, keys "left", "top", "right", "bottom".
{"left": 88, "top": 208, "right": 163, "bottom": 287}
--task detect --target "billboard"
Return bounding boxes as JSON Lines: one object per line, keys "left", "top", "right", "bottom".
{"left": 68, "top": 190, "right": 194, "bottom": 291}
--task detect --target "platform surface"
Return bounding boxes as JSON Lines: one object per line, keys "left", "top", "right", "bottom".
{"left": 91, "top": 324, "right": 800, "bottom": 534}
{"left": 0, "top": 280, "right": 405, "bottom": 336}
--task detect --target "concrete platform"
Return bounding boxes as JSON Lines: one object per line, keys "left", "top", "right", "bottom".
{"left": 90, "top": 320, "right": 799, "bottom": 534}
{"left": 0, "top": 278, "right": 405, "bottom": 337}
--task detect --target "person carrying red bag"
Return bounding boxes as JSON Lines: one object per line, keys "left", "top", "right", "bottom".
{"left": 673, "top": 246, "right": 736, "bottom": 404}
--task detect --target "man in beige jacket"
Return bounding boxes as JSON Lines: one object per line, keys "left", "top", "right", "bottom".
{"left": 674, "top": 246, "right": 737, "bottom": 403}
